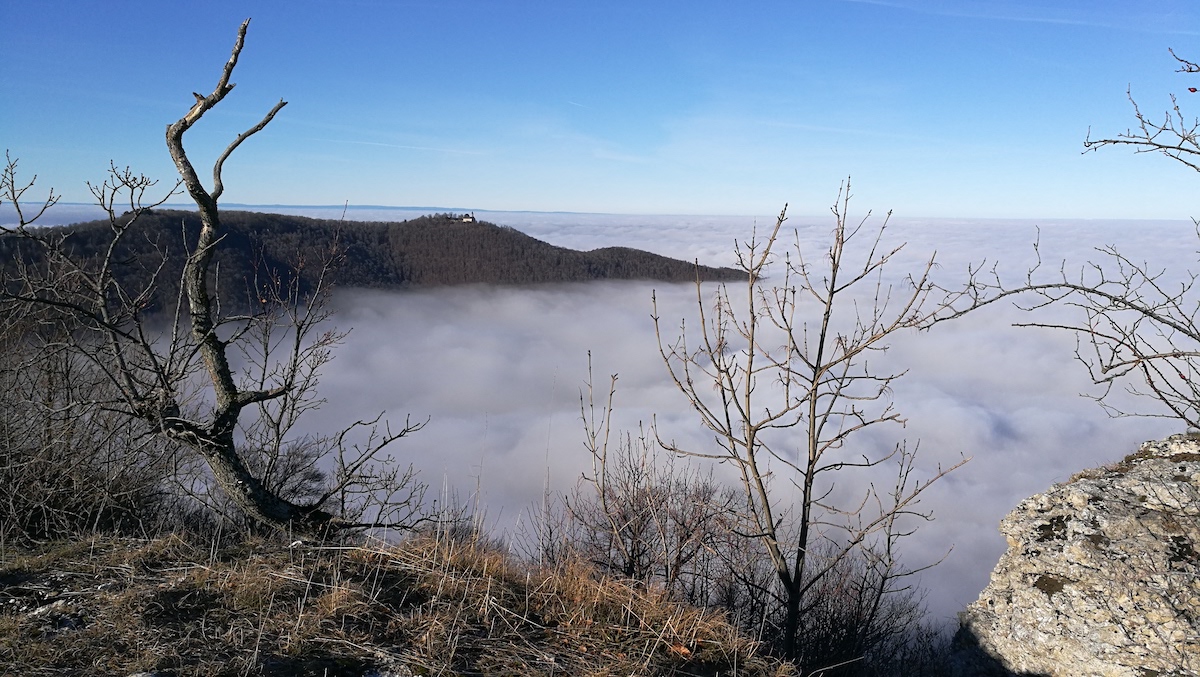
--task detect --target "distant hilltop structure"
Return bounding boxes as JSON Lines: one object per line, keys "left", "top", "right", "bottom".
{"left": 460, "top": 212, "right": 476, "bottom": 223}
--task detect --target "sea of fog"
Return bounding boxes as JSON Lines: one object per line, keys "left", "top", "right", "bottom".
{"left": 5, "top": 202, "right": 1196, "bottom": 626}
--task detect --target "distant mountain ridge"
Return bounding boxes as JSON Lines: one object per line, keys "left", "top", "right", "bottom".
{"left": 0, "top": 210, "right": 743, "bottom": 312}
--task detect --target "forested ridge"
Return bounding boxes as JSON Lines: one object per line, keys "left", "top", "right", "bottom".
{"left": 0, "top": 210, "right": 742, "bottom": 313}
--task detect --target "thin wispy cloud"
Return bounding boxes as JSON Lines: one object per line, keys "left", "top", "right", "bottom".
{"left": 838, "top": 0, "right": 1200, "bottom": 36}
{"left": 591, "top": 148, "right": 653, "bottom": 164}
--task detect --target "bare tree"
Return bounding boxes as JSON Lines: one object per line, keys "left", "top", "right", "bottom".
{"left": 652, "top": 184, "right": 966, "bottom": 666}
{"left": 0, "top": 19, "right": 424, "bottom": 539}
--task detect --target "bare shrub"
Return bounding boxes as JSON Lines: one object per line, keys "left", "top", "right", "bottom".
{"left": 0, "top": 314, "right": 181, "bottom": 544}
{"left": 568, "top": 360, "right": 734, "bottom": 591}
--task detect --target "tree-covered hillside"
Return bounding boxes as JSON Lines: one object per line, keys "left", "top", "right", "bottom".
{"left": 0, "top": 210, "right": 742, "bottom": 313}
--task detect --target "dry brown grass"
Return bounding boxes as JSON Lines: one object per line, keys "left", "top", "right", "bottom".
{"left": 0, "top": 533, "right": 790, "bottom": 676}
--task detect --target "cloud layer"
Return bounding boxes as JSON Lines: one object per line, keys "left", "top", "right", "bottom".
{"left": 294, "top": 208, "right": 1194, "bottom": 625}
{"left": 6, "top": 201, "right": 1193, "bottom": 624}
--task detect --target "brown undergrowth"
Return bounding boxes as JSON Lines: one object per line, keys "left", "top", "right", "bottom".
{"left": 0, "top": 533, "right": 789, "bottom": 676}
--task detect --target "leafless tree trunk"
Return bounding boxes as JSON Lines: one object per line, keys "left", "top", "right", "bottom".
{"left": 160, "top": 21, "right": 303, "bottom": 532}
{"left": 652, "top": 184, "right": 966, "bottom": 666}
{"left": 0, "top": 20, "right": 425, "bottom": 539}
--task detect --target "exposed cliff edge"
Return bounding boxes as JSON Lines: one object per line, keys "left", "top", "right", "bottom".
{"left": 953, "top": 435, "right": 1200, "bottom": 676}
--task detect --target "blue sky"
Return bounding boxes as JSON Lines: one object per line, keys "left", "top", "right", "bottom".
{"left": 4, "top": 0, "right": 1200, "bottom": 217}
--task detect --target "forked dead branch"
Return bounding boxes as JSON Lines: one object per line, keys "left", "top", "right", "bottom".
{"left": 0, "top": 19, "right": 425, "bottom": 539}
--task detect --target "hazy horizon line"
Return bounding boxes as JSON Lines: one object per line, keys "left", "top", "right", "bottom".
{"left": 23, "top": 202, "right": 1198, "bottom": 225}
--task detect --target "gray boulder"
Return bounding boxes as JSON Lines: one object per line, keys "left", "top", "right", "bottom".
{"left": 954, "top": 434, "right": 1200, "bottom": 676}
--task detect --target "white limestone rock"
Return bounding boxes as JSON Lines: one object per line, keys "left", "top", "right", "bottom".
{"left": 954, "top": 435, "right": 1200, "bottom": 676}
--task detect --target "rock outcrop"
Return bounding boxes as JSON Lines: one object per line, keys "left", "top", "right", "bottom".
{"left": 954, "top": 434, "right": 1200, "bottom": 676}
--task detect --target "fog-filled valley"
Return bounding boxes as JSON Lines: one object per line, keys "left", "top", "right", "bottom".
{"left": 15, "top": 204, "right": 1186, "bottom": 627}
{"left": 2, "top": 200, "right": 1190, "bottom": 633}
{"left": 331, "top": 210, "right": 1192, "bottom": 626}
